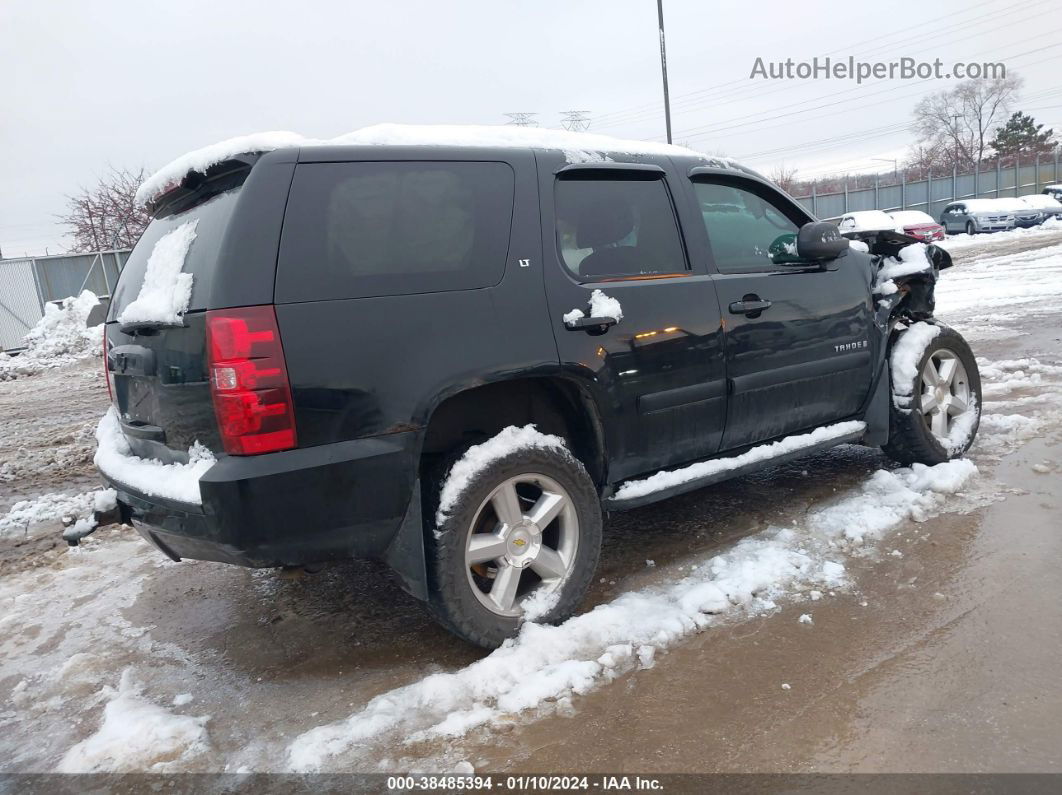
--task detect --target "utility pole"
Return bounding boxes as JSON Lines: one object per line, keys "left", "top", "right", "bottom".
{"left": 952, "top": 114, "right": 962, "bottom": 167}
{"left": 656, "top": 0, "right": 672, "bottom": 144}
{"left": 560, "top": 111, "right": 592, "bottom": 132}
{"left": 504, "top": 112, "right": 539, "bottom": 127}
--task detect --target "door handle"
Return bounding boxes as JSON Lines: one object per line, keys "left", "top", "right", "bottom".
{"left": 728, "top": 297, "right": 772, "bottom": 316}
{"left": 565, "top": 316, "right": 618, "bottom": 333}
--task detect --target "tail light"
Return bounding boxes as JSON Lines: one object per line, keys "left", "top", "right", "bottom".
{"left": 206, "top": 306, "right": 297, "bottom": 455}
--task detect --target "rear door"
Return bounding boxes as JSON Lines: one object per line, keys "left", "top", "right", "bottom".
{"left": 682, "top": 170, "right": 874, "bottom": 451}
{"left": 105, "top": 155, "right": 295, "bottom": 462}
{"left": 537, "top": 154, "right": 726, "bottom": 481}
{"left": 106, "top": 189, "right": 241, "bottom": 461}
{"left": 941, "top": 203, "right": 965, "bottom": 233}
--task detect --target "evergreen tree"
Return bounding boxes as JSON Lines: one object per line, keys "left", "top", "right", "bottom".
{"left": 989, "top": 112, "right": 1056, "bottom": 156}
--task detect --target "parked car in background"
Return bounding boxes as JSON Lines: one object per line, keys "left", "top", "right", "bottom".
{"left": 888, "top": 210, "right": 945, "bottom": 242}
{"left": 836, "top": 210, "right": 902, "bottom": 237}
{"left": 940, "top": 199, "right": 1016, "bottom": 235}
{"left": 1018, "top": 194, "right": 1062, "bottom": 224}
{"left": 1044, "top": 184, "right": 1062, "bottom": 202}
{"left": 993, "top": 198, "right": 1045, "bottom": 229}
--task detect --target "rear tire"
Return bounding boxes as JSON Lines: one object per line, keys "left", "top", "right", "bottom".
{"left": 882, "top": 324, "right": 981, "bottom": 466}
{"left": 423, "top": 440, "right": 602, "bottom": 648}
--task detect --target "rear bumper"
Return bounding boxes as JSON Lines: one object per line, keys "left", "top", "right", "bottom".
{"left": 104, "top": 431, "right": 422, "bottom": 571}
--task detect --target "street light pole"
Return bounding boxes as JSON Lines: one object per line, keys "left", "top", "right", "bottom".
{"left": 656, "top": 0, "right": 673, "bottom": 144}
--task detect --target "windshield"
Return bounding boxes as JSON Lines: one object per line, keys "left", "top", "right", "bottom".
{"left": 108, "top": 188, "right": 242, "bottom": 321}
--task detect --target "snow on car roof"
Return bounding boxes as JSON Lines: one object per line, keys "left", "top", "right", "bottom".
{"left": 1019, "top": 194, "right": 1062, "bottom": 209}
{"left": 837, "top": 210, "right": 899, "bottom": 232}
{"left": 136, "top": 124, "right": 733, "bottom": 207}
{"left": 959, "top": 198, "right": 1020, "bottom": 213}
{"left": 889, "top": 210, "right": 937, "bottom": 225}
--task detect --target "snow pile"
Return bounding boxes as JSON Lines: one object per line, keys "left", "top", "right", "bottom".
{"left": 57, "top": 669, "right": 211, "bottom": 773}
{"left": 0, "top": 488, "right": 115, "bottom": 540}
{"left": 562, "top": 289, "right": 624, "bottom": 327}
{"left": 0, "top": 291, "right": 102, "bottom": 381}
{"left": 136, "top": 124, "right": 724, "bottom": 207}
{"left": 436, "top": 425, "right": 568, "bottom": 527}
{"left": 810, "top": 459, "right": 978, "bottom": 545}
{"left": 287, "top": 454, "right": 977, "bottom": 771}
{"left": 889, "top": 322, "right": 941, "bottom": 411}
{"left": 935, "top": 241, "right": 1062, "bottom": 325}
{"left": 94, "top": 407, "right": 215, "bottom": 505}
{"left": 116, "top": 221, "right": 198, "bottom": 326}
{"left": 288, "top": 529, "right": 845, "bottom": 770}
{"left": 613, "top": 421, "right": 865, "bottom": 501}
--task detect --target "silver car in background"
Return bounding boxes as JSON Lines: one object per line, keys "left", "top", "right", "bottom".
{"left": 940, "top": 199, "right": 1015, "bottom": 235}
{"left": 1018, "top": 194, "right": 1062, "bottom": 224}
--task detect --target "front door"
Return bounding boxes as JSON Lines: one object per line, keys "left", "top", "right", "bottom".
{"left": 685, "top": 173, "right": 875, "bottom": 451}
{"left": 538, "top": 156, "right": 726, "bottom": 481}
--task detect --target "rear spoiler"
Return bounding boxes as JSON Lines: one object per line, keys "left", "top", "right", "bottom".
{"left": 147, "top": 154, "right": 263, "bottom": 218}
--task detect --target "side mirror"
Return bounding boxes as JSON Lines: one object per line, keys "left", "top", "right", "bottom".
{"left": 796, "top": 221, "right": 849, "bottom": 261}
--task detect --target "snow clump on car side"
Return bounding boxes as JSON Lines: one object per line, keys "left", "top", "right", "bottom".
{"left": 889, "top": 322, "right": 942, "bottom": 412}
{"left": 116, "top": 220, "right": 198, "bottom": 326}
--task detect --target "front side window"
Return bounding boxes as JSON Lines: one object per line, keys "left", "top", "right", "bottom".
{"left": 276, "top": 161, "right": 515, "bottom": 301}
{"left": 693, "top": 180, "right": 802, "bottom": 274}
{"left": 554, "top": 177, "right": 687, "bottom": 281}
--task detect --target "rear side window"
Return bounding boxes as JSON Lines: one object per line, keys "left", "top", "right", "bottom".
{"left": 276, "top": 161, "right": 515, "bottom": 301}
{"left": 554, "top": 177, "right": 687, "bottom": 281}
{"left": 108, "top": 189, "right": 241, "bottom": 321}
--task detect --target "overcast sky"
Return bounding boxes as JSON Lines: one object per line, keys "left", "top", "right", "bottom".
{"left": 2, "top": 0, "right": 1058, "bottom": 256}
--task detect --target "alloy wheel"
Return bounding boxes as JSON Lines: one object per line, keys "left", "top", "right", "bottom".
{"left": 463, "top": 473, "right": 579, "bottom": 617}
{"left": 919, "top": 349, "right": 972, "bottom": 443}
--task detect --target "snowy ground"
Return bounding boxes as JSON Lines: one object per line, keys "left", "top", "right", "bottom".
{"left": 1, "top": 229, "right": 1061, "bottom": 774}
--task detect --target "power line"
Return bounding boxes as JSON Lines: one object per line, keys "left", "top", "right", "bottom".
{"left": 591, "top": 0, "right": 1020, "bottom": 129}
{"left": 671, "top": 39, "right": 1062, "bottom": 146}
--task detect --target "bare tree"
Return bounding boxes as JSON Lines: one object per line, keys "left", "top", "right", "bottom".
{"left": 58, "top": 167, "right": 151, "bottom": 252}
{"left": 769, "top": 163, "right": 799, "bottom": 193}
{"left": 912, "top": 76, "right": 1022, "bottom": 170}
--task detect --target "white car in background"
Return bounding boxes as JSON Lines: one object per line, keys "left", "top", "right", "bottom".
{"left": 1044, "top": 184, "right": 1062, "bottom": 202}
{"left": 836, "top": 210, "right": 902, "bottom": 237}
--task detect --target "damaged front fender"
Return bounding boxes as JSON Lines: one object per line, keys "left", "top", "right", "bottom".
{"left": 853, "top": 229, "right": 952, "bottom": 324}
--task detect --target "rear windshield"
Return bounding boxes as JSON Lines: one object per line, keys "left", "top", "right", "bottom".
{"left": 107, "top": 188, "right": 241, "bottom": 321}
{"left": 275, "top": 161, "right": 515, "bottom": 302}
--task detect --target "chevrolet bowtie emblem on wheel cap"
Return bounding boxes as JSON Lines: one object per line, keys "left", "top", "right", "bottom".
{"left": 513, "top": 538, "right": 527, "bottom": 547}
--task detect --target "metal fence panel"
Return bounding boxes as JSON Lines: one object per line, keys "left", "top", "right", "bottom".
{"left": 795, "top": 155, "right": 1062, "bottom": 219}
{"left": 905, "top": 179, "right": 929, "bottom": 211}
{"left": 0, "top": 259, "right": 44, "bottom": 350}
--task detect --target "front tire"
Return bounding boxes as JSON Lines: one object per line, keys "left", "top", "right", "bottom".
{"left": 965, "top": 220, "right": 976, "bottom": 235}
{"left": 882, "top": 324, "right": 981, "bottom": 466}
{"left": 424, "top": 441, "right": 602, "bottom": 648}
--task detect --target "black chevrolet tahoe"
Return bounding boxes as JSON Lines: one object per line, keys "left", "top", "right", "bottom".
{"left": 99, "top": 135, "right": 981, "bottom": 647}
